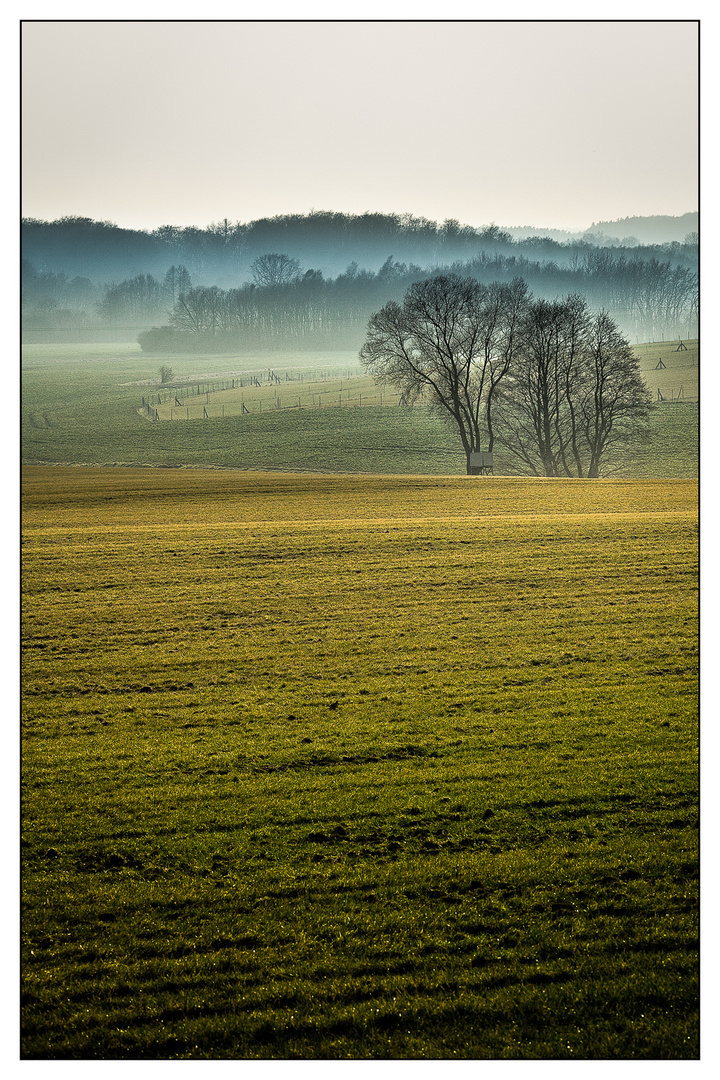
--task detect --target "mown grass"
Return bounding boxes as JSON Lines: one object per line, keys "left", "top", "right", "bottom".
{"left": 21, "top": 469, "right": 698, "bottom": 1058}
{"left": 21, "top": 343, "right": 698, "bottom": 477}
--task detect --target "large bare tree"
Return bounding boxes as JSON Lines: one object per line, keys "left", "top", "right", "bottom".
{"left": 580, "top": 309, "right": 654, "bottom": 477}
{"left": 360, "top": 274, "right": 528, "bottom": 473}
{"left": 494, "top": 296, "right": 652, "bottom": 477}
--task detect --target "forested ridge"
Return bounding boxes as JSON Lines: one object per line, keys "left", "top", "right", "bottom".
{"left": 21, "top": 211, "right": 698, "bottom": 348}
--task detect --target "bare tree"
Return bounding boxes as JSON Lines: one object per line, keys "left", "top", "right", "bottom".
{"left": 171, "top": 286, "right": 230, "bottom": 333}
{"left": 580, "top": 310, "right": 653, "bottom": 477}
{"left": 492, "top": 296, "right": 588, "bottom": 477}
{"left": 360, "top": 274, "right": 528, "bottom": 473}
{"left": 250, "top": 253, "right": 302, "bottom": 288}
{"left": 98, "top": 274, "right": 163, "bottom": 322}
{"left": 494, "top": 296, "right": 652, "bottom": 477}
{"left": 480, "top": 278, "right": 530, "bottom": 452}
{"left": 163, "top": 265, "right": 191, "bottom": 306}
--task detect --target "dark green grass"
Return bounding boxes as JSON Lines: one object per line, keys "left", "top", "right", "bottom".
{"left": 21, "top": 344, "right": 697, "bottom": 476}
{"left": 21, "top": 470, "right": 698, "bottom": 1058}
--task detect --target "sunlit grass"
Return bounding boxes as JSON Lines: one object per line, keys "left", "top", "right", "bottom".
{"left": 21, "top": 469, "right": 698, "bottom": 1058}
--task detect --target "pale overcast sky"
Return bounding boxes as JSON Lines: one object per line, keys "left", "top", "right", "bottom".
{"left": 21, "top": 19, "right": 699, "bottom": 233}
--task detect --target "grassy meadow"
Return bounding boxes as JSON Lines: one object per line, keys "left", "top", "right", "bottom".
{"left": 633, "top": 339, "right": 698, "bottom": 404}
{"left": 21, "top": 341, "right": 698, "bottom": 477}
{"left": 21, "top": 468, "right": 698, "bottom": 1059}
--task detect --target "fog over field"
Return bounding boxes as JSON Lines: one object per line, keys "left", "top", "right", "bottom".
{"left": 21, "top": 21, "right": 699, "bottom": 348}
{"left": 22, "top": 211, "right": 699, "bottom": 350}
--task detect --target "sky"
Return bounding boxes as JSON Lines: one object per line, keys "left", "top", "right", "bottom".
{"left": 21, "top": 17, "right": 699, "bottom": 235}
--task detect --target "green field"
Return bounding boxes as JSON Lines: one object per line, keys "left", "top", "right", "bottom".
{"left": 21, "top": 468, "right": 698, "bottom": 1059}
{"left": 633, "top": 339, "right": 698, "bottom": 404}
{"left": 21, "top": 342, "right": 698, "bottom": 476}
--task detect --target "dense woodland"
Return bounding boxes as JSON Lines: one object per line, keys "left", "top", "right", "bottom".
{"left": 21, "top": 211, "right": 698, "bottom": 348}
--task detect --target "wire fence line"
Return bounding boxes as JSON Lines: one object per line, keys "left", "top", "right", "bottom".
{"left": 140, "top": 350, "right": 699, "bottom": 422}
{"left": 140, "top": 366, "right": 408, "bottom": 421}
{"left": 144, "top": 366, "right": 365, "bottom": 406}
{"left": 653, "top": 388, "right": 698, "bottom": 403}
{"left": 141, "top": 390, "right": 404, "bottom": 422}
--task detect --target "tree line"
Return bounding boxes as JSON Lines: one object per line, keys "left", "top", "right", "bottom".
{"left": 22, "top": 212, "right": 698, "bottom": 345}
{"left": 128, "top": 248, "right": 696, "bottom": 352}
{"left": 22, "top": 210, "right": 698, "bottom": 284}
{"left": 22, "top": 249, "right": 697, "bottom": 347}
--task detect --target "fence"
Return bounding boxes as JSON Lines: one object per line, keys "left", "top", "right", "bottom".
{"left": 143, "top": 366, "right": 364, "bottom": 409}
{"left": 141, "top": 371, "right": 401, "bottom": 421}
{"left": 655, "top": 386, "right": 698, "bottom": 403}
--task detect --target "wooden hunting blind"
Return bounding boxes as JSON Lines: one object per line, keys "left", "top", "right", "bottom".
{"left": 468, "top": 452, "right": 494, "bottom": 475}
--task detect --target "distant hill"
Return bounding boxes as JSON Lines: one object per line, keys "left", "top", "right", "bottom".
{"left": 507, "top": 214, "right": 698, "bottom": 246}
{"left": 584, "top": 213, "right": 698, "bottom": 245}
{"left": 506, "top": 226, "right": 585, "bottom": 242}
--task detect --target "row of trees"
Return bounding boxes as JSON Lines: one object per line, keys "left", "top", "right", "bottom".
{"left": 360, "top": 275, "right": 652, "bottom": 478}
{"left": 450, "top": 251, "right": 698, "bottom": 341}
{"left": 24, "top": 248, "right": 697, "bottom": 345}
{"left": 23, "top": 230, "right": 698, "bottom": 346}
{"left": 129, "top": 247, "right": 696, "bottom": 352}
{"left": 135, "top": 258, "right": 427, "bottom": 350}
{"left": 22, "top": 263, "right": 192, "bottom": 330}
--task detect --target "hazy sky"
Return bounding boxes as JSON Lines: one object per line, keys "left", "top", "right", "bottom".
{"left": 21, "top": 19, "right": 699, "bottom": 233}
